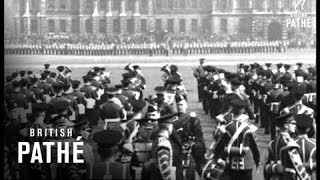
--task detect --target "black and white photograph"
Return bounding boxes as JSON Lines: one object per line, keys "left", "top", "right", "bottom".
{"left": 4, "top": 0, "right": 316, "bottom": 180}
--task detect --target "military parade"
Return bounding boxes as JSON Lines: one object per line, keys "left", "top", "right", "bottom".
{"left": 3, "top": 54, "right": 316, "bottom": 180}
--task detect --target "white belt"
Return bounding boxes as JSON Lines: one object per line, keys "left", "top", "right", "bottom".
{"left": 285, "top": 168, "right": 296, "bottom": 174}
{"left": 104, "top": 118, "right": 121, "bottom": 122}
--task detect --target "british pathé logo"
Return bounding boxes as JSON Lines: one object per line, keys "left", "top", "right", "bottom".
{"left": 286, "top": 0, "right": 312, "bottom": 28}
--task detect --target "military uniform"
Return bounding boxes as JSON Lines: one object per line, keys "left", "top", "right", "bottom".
{"left": 213, "top": 99, "right": 260, "bottom": 180}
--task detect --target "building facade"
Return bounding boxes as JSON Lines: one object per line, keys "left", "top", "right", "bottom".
{"left": 12, "top": 0, "right": 316, "bottom": 40}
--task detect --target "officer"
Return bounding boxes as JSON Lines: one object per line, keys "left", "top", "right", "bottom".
{"left": 279, "top": 85, "right": 315, "bottom": 138}
{"left": 220, "top": 77, "right": 255, "bottom": 120}
{"left": 260, "top": 70, "right": 274, "bottom": 134}
{"left": 174, "top": 96, "right": 206, "bottom": 179}
{"left": 143, "top": 113, "right": 183, "bottom": 180}
{"left": 266, "top": 83, "right": 283, "bottom": 140}
{"left": 99, "top": 87, "right": 124, "bottom": 131}
{"left": 213, "top": 99, "right": 260, "bottom": 180}
{"left": 264, "top": 113, "right": 309, "bottom": 180}
{"left": 153, "top": 86, "right": 176, "bottom": 116}
{"left": 73, "top": 117, "right": 94, "bottom": 179}
{"left": 193, "top": 58, "right": 206, "bottom": 102}
{"left": 125, "top": 116, "right": 155, "bottom": 180}
{"left": 294, "top": 114, "right": 316, "bottom": 180}
{"left": 8, "top": 80, "right": 29, "bottom": 123}
{"left": 92, "top": 129, "right": 132, "bottom": 179}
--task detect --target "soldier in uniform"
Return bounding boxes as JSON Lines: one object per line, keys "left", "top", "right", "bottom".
{"left": 264, "top": 113, "right": 309, "bottom": 180}
{"left": 142, "top": 113, "right": 183, "bottom": 180}
{"left": 125, "top": 116, "right": 155, "bottom": 180}
{"left": 193, "top": 58, "right": 206, "bottom": 102}
{"left": 294, "top": 114, "right": 316, "bottom": 180}
{"left": 92, "top": 129, "right": 132, "bottom": 179}
{"left": 174, "top": 96, "right": 206, "bottom": 179}
{"left": 213, "top": 99, "right": 260, "bottom": 180}
{"left": 99, "top": 87, "right": 125, "bottom": 132}
{"left": 153, "top": 86, "right": 176, "bottom": 116}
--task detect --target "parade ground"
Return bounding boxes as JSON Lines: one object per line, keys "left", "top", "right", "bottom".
{"left": 4, "top": 49, "right": 316, "bottom": 180}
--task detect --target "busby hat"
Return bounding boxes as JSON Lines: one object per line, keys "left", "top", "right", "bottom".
{"left": 44, "top": 63, "right": 50, "bottom": 69}
{"left": 230, "top": 77, "right": 242, "bottom": 86}
{"left": 284, "top": 64, "right": 291, "bottom": 70}
{"left": 276, "top": 63, "right": 283, "bottom": 69}
{"left": 295, "top": 114, "right": 313, "bottom": 129}
{"left": 57, "top": 66, "right": 65, "bottom": 72}
{"left": 105, "top": 87, "right": 118, "bottom": 95}
{"left": 296, "top": 63, "right": 303, "bottom": 67}
{"left": 11, "top": 72, "right": 18, "bottom": 78}
{"left": 265, "top": 63, "right": 272, "bottom": 68}
{"left": 157, "top": 113, "right": 180, "bottom": 124}
{"left": 154, "top": 86, "right": 166, "bottom": 94}
{"left": 71, "top": 80, "right": 81, "bottom": 89}
{"left": 199, "top": 58, "right": 205, "bottom": 63}
{"left": 275, "top": 113, "right": 295, "bottom": 127}
{"left": 19, "top": 70, "right": 26, "bottom": 77}
{"left": 170, "top": 64, "right": 178, "bottom": 71}
{"left": 32, "top": 102, "right": 49, "bottom": 114}
{"left": 12, "top": 80, "right": 20, "bottom": 88}
{"left": 133, "top": 65, "right": 141, "bottom": 70}
{"left": 20, "top": 78, "right": 29, "bottom": 87}
{"left": 50, "top": 72, "right": 57, "bottom": 78}
{"left": 230, "top": 99, "right": 247, "bottom": 108}
{"left": 93, "top": 130, "right": 123, "bottom": 148}
{"left": 6, "top": 76, "right": 12, "bottom": 82}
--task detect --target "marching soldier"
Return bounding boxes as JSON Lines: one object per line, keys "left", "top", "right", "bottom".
{"left": 143, "top": 113, "right": 183, "bottom": 180}
{"left": 193, "top": 58, "right": 206, "bottom": 102}
{"left": 174, "top": 96, "right": 206, "bottom": 179}
{"left": 99, "top": 87, "right": 124, "bottom": 131}
{"left": 213, "top": 99, "right": 260, "bottom": 180}
{"left": 92, "top": 129, "right": 132, "bottom": 179}
{"left": 264, "top": 113, "right": 310, "bottom": 180}
{"left": 294, "top": 114, "right": 316, "bottom": 179}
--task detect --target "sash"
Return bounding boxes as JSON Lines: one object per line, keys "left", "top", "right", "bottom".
{"left": 226, "top": 122, "right": 248, "bottom": 155}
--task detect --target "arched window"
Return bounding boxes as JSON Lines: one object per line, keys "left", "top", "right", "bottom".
{"left": 140, "top": 0, "right": 148, "bottom": 13}
{"left": 31, "top": 0, "right": 40, "bottom": 11}
{"left": 127, "top": 0, "right": 135, "bottom": 11}
{"left": 100, "top": 19, "right": 106, "bottom": 33}
{"left": 270, "top": 0, "right": 277, "bottom": 10}
{"left": 253, "top": 0, "right": 263, "bottom": 10}
{"left": 113, "top": 0, "right": 121, "bottom": 10}
{"left": 86, "top": 0, "right": 92, "bottom": 10}
{"left": 174, "top": 0, "right": 179, "bottom": 8}
{"left": 180, "top": 0, "right": 186, "bottom": 8}
{"left": 168, "top": 0, "right": 174, "bottom": 9}
{"left": 48, "top": 0, "right": 55, "bottom": 9}
{"left": 191, "top": 0, "right": 197, "bottom": 8}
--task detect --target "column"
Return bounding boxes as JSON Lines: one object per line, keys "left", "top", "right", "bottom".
{"left": 105, "top": 0, "right": 112, "bottom": 35}
{"left": 79, "top": 0, "right": 86, "bottom": 14}
{"left": 211, "top": 0, "right": 217, "bottom": 13}
{"left": 277, "top": 0, "right": 283, "bottom": 10}
{"left": 133, "top": 0, "right": 140, "bottom": 33}
{"left": 119, "top": 0, "right": 126, "bottom": 34}
{"left": 263, "top": 0, "right": 268, "bottom": 12}
{"left": 22, "top": 0, "right": 31, "bottom": 35}
{"left": 248, "top": 0, "right": 253, "bottom": 9}
{"left": 251, "top": 17, "right": 255, "bottom": 38}
{"left": 263, "top": 21, "right": 268, "bottom": 40}
{"left": 79, "top": 0, "right": 86, "bottom": 34}
{"left": 281, "top": 18, "right": 287, "bottom": 40}
{"left": 147, "top": 0, "right": 155, "bottom": 31}
{"left": 15, "top": 0, "right": 21, "bottom": 35}
{"left": 92, "top": 0, "right": 99, "bottom": 33}
{"left": 37, "top": 0, "right": 47, "bottom": 34}
{"left": 232, "top": 0, "right": 237, "bottom": 11}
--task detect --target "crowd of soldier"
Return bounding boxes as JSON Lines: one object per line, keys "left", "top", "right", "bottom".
{"left": 4, "top": 40, "right": 288, "bottom": 56}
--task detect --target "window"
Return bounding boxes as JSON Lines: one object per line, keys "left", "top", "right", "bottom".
{"left": 31, "top": 0, "right": 40, "bottom": 10}
{"left": 174, "top": 0, "right": 179, "bottom": 8}
{"left": 48, "top": 20, "right": 55, "bottom": 33}
{"left": 253, "top": 0, "right": 262, "bottom": 10}
{"left": 270, "top": 0, "right": 277, "bottom": 10}
{"left": 168, "top": 0, "right": 174, "bottom": 9}
{"left": 191, "top": 0, "right": 197, "bottom": 8}
{"left": 239, "top": 0, "right": 249, "bottom": 9}
{"left": 156, "top": 19, "right": 162, "bottom": 31}
{"left": 113, "top": 0, "right": 121, "bottom": 10}
{"left": 60, "top": 0, "right": 67, "bottom": 9}
{"left": 48, "top": 0, "right": 55, "bottom": 9}
{"left": 71, "top": 19, "right": 79, "bottom": 33}
{"left": 127, "top": 18, "right": 134, "bottom": 34}
{"left": 86, "top": 19, "right": 92, "bottom": 33}
{"left": 162, "top": 0, "right": 167, "bottom": 8}
{"left": 168, "top": 19, "right": 174, "bottom": 33}
{"left": 179, "top": 19, "right": 185, "bottom": 32}
{"left": 156, "top": 0, "right": 162, "bottom": 9}
{"left": 113, "top": 19, "right": 120, "bottom": 33}
{"left": 60, "top": 20, "right": 67, "bottom": 32}
{"left": 141, "top": 19, "right": 147, "bottom": 33}
{"left": 71, "top": 0, "right": 79, "bottom": 10}
{"left": 191, "top": 19, "right": 197, "bottom": 32}
{"left": 100, "top": 19, "right": 106, "bottom": 33}
{"left": 217, "top": 0, "right": 227, "bottom": 9}
{"left": 100, "top": 0, "right": 107, "bottom": 10}
{"left": 238, "top": 18, "right": 251, "bottom": 34}
{"left": 86, "top": 0, "right": 92, "bottom": 9}
{"left": 220, "top": 18, "right": 227, "bottom": 33}
{"left": 128, "top": 0, "right": 135, "bottom": 11}
{"left": 180, "top": 0, "right": 186, "bottom": 8}
{"left": 202, "top": 18, "right": 210, "bottom": 33}
{"left": 20, "top": 19, "right": 24, "bottom": 33}
{"left": 140, "top": 0, "right": 148, "bottom": 13}
{"left": 31, "top": 19, "right": 38, "bottom": 33}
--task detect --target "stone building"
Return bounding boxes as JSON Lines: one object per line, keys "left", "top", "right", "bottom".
{"left": 11, "top": 0, "right": 316, "bottom": 40}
